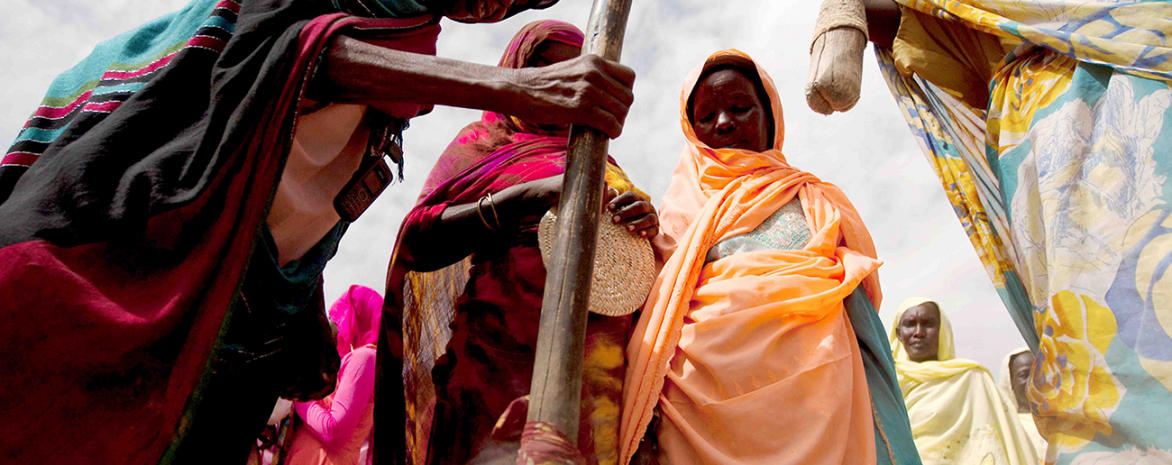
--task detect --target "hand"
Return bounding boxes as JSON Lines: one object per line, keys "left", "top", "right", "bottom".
{"left": 506, "top": 55, "right": 635, "bottom": 139}
{"left": 606, "top": 190, "right": 659, "bottom": 239}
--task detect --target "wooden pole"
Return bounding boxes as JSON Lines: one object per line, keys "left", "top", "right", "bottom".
{"left": 806, "top": 0, "right": 868, "bottom": 115}
{"left": 526, "top": 0, "right": 634, "bottom": 441}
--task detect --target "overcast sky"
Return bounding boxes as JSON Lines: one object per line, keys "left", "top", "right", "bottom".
{"left": 0, "top": 0, "right": 1031, "bottom": 372}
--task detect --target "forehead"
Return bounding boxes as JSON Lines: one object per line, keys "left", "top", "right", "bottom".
{"left": 900, "top": 303, "right": 940, "bottom": 323}
{"left": 535, "top": 41, "right": 579, "bottom": 59}
{"left": 1010, "top": 352, "right": 1035, "bottom": 370}
{"left": 695, "top": 69, "right": 758, "bottom": 100}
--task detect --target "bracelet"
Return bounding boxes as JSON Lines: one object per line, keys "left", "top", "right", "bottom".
{"left": 477, "top": 195, "right": 497, "bottom": 231}
{"left": 484, "top": 192, "right": 501, "bottom": 230}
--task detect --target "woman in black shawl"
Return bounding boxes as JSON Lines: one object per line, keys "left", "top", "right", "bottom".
{"left": 0, "top": 0, "right": 634, "bottom": 463}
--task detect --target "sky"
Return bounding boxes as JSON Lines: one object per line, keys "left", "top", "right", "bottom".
{"left": 0, "top": 0, "right": 1032, "bottom": 372}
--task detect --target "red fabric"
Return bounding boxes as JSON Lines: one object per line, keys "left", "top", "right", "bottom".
{"left": 379, "top": 21, "right": 635, "bottom": 465}
{"left": 0, "top": 14, "right": 439, "bottom": 464}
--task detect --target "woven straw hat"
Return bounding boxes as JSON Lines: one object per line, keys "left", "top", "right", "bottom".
{"left": 538, "top": 206, "right": 655, "bottom": 317}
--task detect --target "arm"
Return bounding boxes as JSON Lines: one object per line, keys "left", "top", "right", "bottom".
{"left": 400, "top": 179, "right": 659, "bottom": 272}
{"left": 863, "top": 0, "right": 901, "bottom": 48}
{"left": 310, "top": 37, "right": 636, "bottom": 139}
{"left": 396, "top": 179, "right": 558, "bottom": 272}
{"left": 294, "top": 348, "right": 377, "bottom": 450}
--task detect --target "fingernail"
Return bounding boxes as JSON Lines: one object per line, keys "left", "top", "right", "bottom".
{"left": 628, "top": 224, "right": 635, "bottom": 231}
{"left": 613, "top": 215, "right": 621, "bottom": 222}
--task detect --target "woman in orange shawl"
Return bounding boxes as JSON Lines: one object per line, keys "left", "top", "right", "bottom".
{"left": 620, "top": 50, "right": 919, "bottom": 465}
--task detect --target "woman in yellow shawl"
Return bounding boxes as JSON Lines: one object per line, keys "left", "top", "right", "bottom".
{"left": 620, "top": 50, "right": 920, "bottom": 465}
{"left": 858, "top": 1, "right": 1172, "bottom": 461}
{"left": 999, "top": 348, "right": 1048, "bottom": 464}
{"left": 890, "top": 297, "right": 1035, "bottom": 465}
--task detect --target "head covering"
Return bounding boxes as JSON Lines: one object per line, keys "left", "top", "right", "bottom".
{"left": 329, "top": 0, "right": 559, "bottom": 23}
{"left": 652, "top": 50, "right": 879, "bottom": 294}
{"left": 888, "top": 296, "right": 956, "bottom": 362}
{"left": 329, "top": 285, "right": 384, "bottom": 356}
{"left": 442, "top": 0, "right": 559, "bottom": 23}
{"left": 997, "top": 346, "right": 1032, "bottom": 412}
{"left": 486, "top": 20, "right": 585, "bottom": 135}
{"left": 621, "top": 50, "right": 883, "bottom": 465}
{"left": 382, "top": 20, "right": 643, "bottom": 465}
{"left": 998, "top": 347, "right": 1049, "bottom": 462}
{"left": 418, "top": 20, "right": 586, "bottom": 199}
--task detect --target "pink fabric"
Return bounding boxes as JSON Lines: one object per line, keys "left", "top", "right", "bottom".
{"left": 287, "top": 286, "right": 383, "bottom": 464}
{"left": 330, "top": 284, "right": 383, "bottom": 355}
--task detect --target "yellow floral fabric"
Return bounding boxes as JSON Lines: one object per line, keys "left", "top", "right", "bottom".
{"left": 878, "top": 1, "right": 1172, "bottom": 463}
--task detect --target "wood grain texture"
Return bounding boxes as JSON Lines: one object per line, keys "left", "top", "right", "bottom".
{"left": 525, "top": 0, "right": 634, "bottom": 442}
{"left": 806, "top": 0, "right": 868, "bottom": 115}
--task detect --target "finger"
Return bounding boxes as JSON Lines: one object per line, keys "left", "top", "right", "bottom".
{"left": 605, "top": 190, "right": 623, "bottom": 212}
{"left": 603, "top": 186, "right": 619, "bottom": 206}
{"left": 584, "top": 66, "right": 634, "bottom": 114}
{"left": 595, "top": 56, "right": 637, "bottom": 88}
{"left": 606, "top": 190, "right": 639, "bottom": 213}
{"left": 612, "top": 200, "right": 654, "bottom": 222}
{"left": 593, "top": 89, "right": 631, "bottom": 128}
{"left": 586, "top": 105, "right": 623, "bottom": 139}
{"left": 622, "top": 213, "right": 658, "bottom": 233}
{"left": 591, "top": 68, "right": 635, "bottom": 108}
{"left": 635, "top": 224, "right": 659, "bottom": 239}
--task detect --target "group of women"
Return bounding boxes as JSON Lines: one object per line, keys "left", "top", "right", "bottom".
{"left": 4, "top": 0, "right": 1169, "bottom": 461}
{"left": 373, "top": 16, "right": 1013, "bottom": 465}
{"left": 286, "top": 0, "right": 1172, "bottom": 459}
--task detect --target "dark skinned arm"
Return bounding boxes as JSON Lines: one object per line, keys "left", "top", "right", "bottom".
{"left": 309, "top": 36, "right": 636, "bottom": 139}
{"left": 864, "top": 0, "right": 902, "bottom": 49}
{"left": 400, "top": 177, "right": 659, "bottom": 272}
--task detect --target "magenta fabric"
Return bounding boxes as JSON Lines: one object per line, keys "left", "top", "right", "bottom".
{"left": 380, "top": 20, "right": 635, "bottom": 465}
{"left": 289, "top": 285, "right": 384, "bottom": 464}
{"left": 331, "top": 284, "right": 384, "bottom": 355}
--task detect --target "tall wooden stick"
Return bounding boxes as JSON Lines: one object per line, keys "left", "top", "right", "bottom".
{"left": 526, "top": 0, "right": 634, "bottom": 441}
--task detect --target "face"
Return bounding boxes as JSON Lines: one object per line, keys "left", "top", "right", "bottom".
{"left": 690, "top": 69, "right": 771, "bottom": 152}
{"left": 1010, "top": 351, "right": 1035, "bottom": 412}
{"left": 528, "top": 41, "right": 580, "bottom": 67}
{"left": 897, "top": 303, "right": 942, "bottom": 362}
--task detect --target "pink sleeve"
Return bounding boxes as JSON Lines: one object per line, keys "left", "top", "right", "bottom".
{"left": 294, "top": 347, "right": 377, "bottom": 449}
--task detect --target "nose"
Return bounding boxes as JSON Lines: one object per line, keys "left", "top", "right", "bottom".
{"left": 715, "top": 110, "right": 735, "bottom": 134}
{"left": 911, "top": 323, "right": 926, "bottom": 338}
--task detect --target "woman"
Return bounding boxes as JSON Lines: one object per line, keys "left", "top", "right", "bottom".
{"left": 998, "top": 348, "right": 1047, "bottom": 465}
{"left": 384, "top": 20, "right": 657, "bottom": 465}
{"left": 0, "top": 0, "right": 637, "bottom": 461}
{"left": 284, "top": 285, "right": 382, "bottom": 465}
{"left": 620, "top": 49, "right": 919, "bottom": 465}
{"left": 890, "top": 297, "right": 1035, "bottom": 465}
{"left": 859, "top": 0, "right": 1172, "bottom": 460}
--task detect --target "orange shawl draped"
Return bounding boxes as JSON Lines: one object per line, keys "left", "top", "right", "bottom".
{"left": 619, "top": 50, "right": 883, "bottom": 464}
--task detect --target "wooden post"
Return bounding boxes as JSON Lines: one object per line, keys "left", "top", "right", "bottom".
{"left": 806, "top": 0, "right": 868, "bottom": 115}
{"left": 526, "top": 0, "right": 634, "bottom": 441}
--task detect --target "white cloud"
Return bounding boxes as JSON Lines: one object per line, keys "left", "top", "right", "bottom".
{"left": 0, "top": 0, "right": 1029, "bottom": 372}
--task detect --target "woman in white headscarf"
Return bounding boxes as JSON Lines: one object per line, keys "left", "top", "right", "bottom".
{"left": 890, "top": 297, "right": 1036, "bottom": 465}
{"left": 999, "top": 348, "right": 1047, "bottom": 464}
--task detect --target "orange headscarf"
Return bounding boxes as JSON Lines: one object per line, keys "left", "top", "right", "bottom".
{"left": 619, "top": 50, "right": 883, "bottom": 464}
